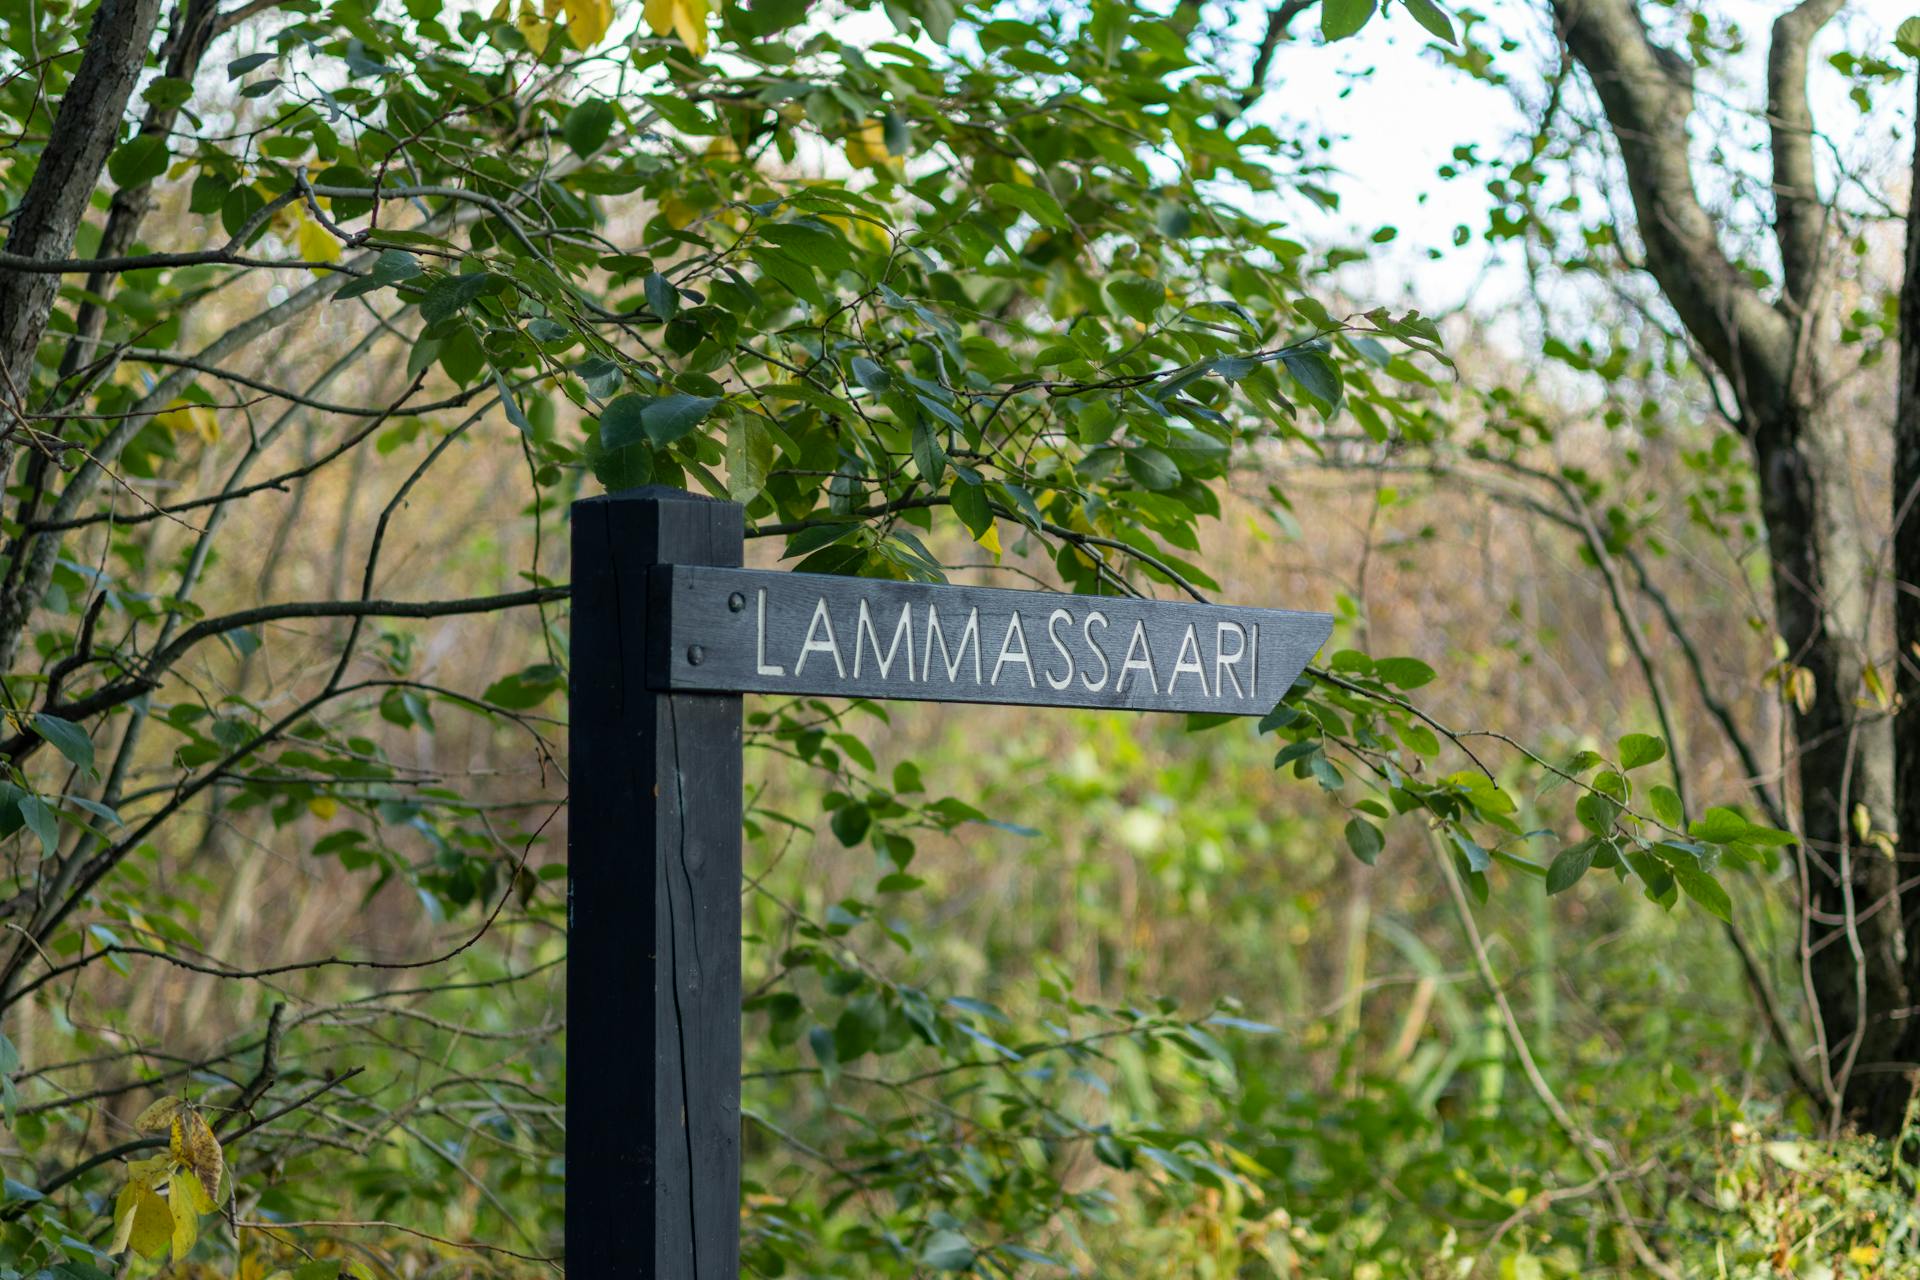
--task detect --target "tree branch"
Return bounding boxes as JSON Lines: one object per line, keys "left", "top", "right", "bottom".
{"left": 1550, "top": 0, "right": 1796, "bottom": 412}
{"left": 1766, "top": 0, "right": 1844, "bottom": 315}
{"left": 0, "top": 0, "right": 165, "bottom": 453}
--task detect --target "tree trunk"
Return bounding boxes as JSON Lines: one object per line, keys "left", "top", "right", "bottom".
{"left": 1887, "top": 69, "right": 1920, "bottom": 1133}
{"left": 52, "top": 0, "right": 220, "bottom": 386}
{"left": 0, "top": 0, "right": 163, "bottom": 439}
{"left": 1757, "top": 397, "right": 1908, "bottom": 1130}
{"left": 1553, "top": 0, "right": 1920, "bottom": 1133}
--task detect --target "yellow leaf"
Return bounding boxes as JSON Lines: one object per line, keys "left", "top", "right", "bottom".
{"left": 112, "top": 1180, "right": 172, "bottom": 1258}
{"left": 974, "top": 521, "right": 1001, "bottom": 557}
{"left": 308, "top": 795, "right": 339, "bottom": 820}
{"left": 170, "top": 1106, "right": 226, "bottom": 1209}
{"left": 844, "top": 121, "right": 890, "bottom": 170}
{"left": 135, "top": 1096, "right": 184, "bottom": 1133}
{"left": 153, "top": 399, "right": 219, "bottom": 443}
{"left": 642, "top": 0, "right": 670, "bottom": 39}
{"left": 168, "top": 1168, "right": 199, "bottom": 1260}
{"left": 295, "top": 211, "right": 341, "bottom": 266}
{"left": 563, "top": 0, "right": 613, "bottom": 46}
{"left": 644, "top": 0, "right": 708, "bottom": 54}
{"left": 125, "top": 1155, "right": 171, "bottom": 1191}
{"left": 516, "top": 1, "right": 552, "bottom": 53}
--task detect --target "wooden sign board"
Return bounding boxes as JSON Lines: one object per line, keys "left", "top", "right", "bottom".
{"left": 650, "top": 565, "right": 1332, "bottom": 715}
{"left": 568, "top": 488, "right": 1335, "bottom": 1278}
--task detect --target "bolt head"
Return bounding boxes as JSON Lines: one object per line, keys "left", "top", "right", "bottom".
{"left": 687, "top": 644, "right": 706, "bottom": 666}
{"left": 728, "top": 592, "right": 746, "bottom": 612}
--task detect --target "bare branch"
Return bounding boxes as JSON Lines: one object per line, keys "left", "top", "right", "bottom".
{"left": 1550, "top": 0, "right": 1796, "bottom": 410}
{"left": 1767, "top": 0, "right": 1845, "bottom": 316}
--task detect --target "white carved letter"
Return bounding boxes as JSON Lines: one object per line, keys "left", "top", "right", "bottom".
{"left": 1044, "top": 609, "right": 1076, "bottom": 691}
{"left": 756, "top": 589, "right": 786, "bottom": 677}
{"left": 793, "top": 596, "right": 845, "bottom": 679}
{"left": 926, "top": 605, "right": 982, "bottom": 684}
{"left": 1081, "top": 611, "right": 1111, "bottom": 691}
{"left": 992, "top": 612, "right": 1036, "bottom": 688}
{"left": 1166, "top": 624, "right": 1207, "bottom": 697}
{"left": 1213, "top": 621, "right": 1246, "bottom": 698}
{"left": 1116, "top": 619, "right": 1158, "bottom": 695}
{"left": 854, "top": 599, "right": 914, "bottom": 681}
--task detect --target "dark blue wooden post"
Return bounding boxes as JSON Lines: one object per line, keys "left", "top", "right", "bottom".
{"left": 568, "top": 486, "right": 743, "bottom": 1277}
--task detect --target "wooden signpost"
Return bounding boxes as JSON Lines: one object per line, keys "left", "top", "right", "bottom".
{"left": 567, "top": 486, "right": 1332, "bottom": 1276}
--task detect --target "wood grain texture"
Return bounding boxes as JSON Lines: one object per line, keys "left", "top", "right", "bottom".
{"left": 652, "top": 566, "right": 1332, "bottom": 715}
{"left": 568, "top": 487, "right": 743, "bottom": 1277}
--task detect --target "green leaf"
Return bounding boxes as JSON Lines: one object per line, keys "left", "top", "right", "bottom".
{"left": 748, "top": 246, "right": 827, "bottom": 308}
{"left": 144, "top": 77, "right": 194, "bottom": 110}
{"left": 1623, "top": 846, "right": 1676, "bottom": 907}
{"left": 227, "top": 52, "right": 275, "bottom": 78}
{"left": 726, "top": 416, "right": 773, "bottom": 503}
{"left": 107, "top": 134, "right": 169, "bottom": 188}
{"left": 1322, "top": 0, "right": 1376, "bottom": 40}
{"left": 1280, "top": 348, "right": 1343, "bottom": 406}
{"left": 1665, "top": 852, "right": 1732, "bottom": 922}
{"left": 642, "top": 394, "right": 721, "bottom": 446}
{"left": 1374, "top": 656, "right": 1435, "bottom": 689}
{"left": 289, "top": 1263, "right": 347, "bottom": 1280}
{"left": 833, "top": 995, "right": 885, "bottom": 1060}
{"left": 850, "top": 356, "right": 891, "bottom": 392}
{"left": 602, "top": 392, "right": 721, "bottom": 450}
{"left": 1574, "top": 791, "right": 1618, "bottom": 837}
{"left": 337, "top": 248, "right": 424, "bottom": 299}
{"left": 760, "top": 219, "right": 856, "bottom": 274}
{"left": 1401, "top": 723, "right": 1440, "bottom": 756}
{"left": 483, "top": 666, "right": 564, "bottom": 709}
{"left": 1258, "top": 702, "right": 1301, "bottom": 733}
{"left": 1107, "top": 277, "right": 1165, "bottom": 323}
{"left": 1400, "top": 0, "right": 1455, "bottom": 43}
{"left": 912, "top": 421, "right": 947, "bottom": 487}
{"left": 1546, "top": 838, "right": 1596, "bottom": 895}
{"left": 32, "top": 713, "right": 94, "bottom": 775}
{"left": 1344, "top": 817, "right": 1383, "bottom": 865}
{"left": 1740, "top": 822, "right": 1797, "bottom": 848}
{"left": 987, "top": 181, "right": 1068, "bottom": 229}
{"left": 1648, "top": 784, "right": 1684, "bottom": 829}
{"left": 1124, "top": 446, "right": 1179, "bottom": 491}
{"left": 18, "top": 795, "right": 55, "bottom": 857}
{"left": 1617, "top": 732, "right": 1665, "bottom": 770}
{"left": 1688, "top": 806, "right": 1748, "bottom": 844}
{"left": 830, "top": 803, "right": 870, "bottom": 846}
{"left": 1898, "top": 16, "right": 1920, "bottom": 58}
{"left": 920, "top": 1229, "right": 975, "bottom": 1271}
{"left": 808, "top": 1025, "right": 839, "bottom": 1085}
{"left": 50, "top": 1263, "right": 116, "bottom": 1280}
{"left": 564, "top": 98, "right": 616, "bottom": 157}
{"left": 576, "top": 356, "right": 623, "bottom": 400}
{"left": 599, "top": 394, "right": 650, "bottom": 451}
{"left": 419, "top": 271, "right": 503, "bottom": 324}
{"left": 950, "top": 479, "right": 992, "bottom": 539}
{"left": 644, "top": 272, "right": 680, "bottom": 322}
